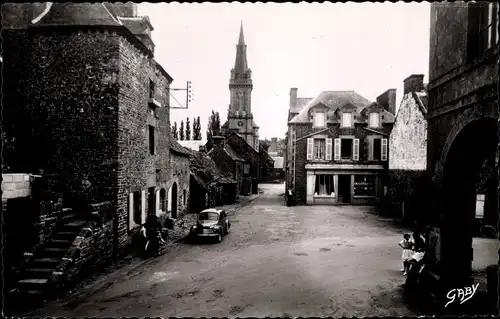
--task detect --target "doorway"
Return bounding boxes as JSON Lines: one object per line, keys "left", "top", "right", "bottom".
{"left": 148, "top": 187, "right": 155, "bottom": 216}
{"left": 171, "top": 182, "right": 178, "bottom": 219}
{"left": 338, "top": 175, "right": 351, "bottom": 204}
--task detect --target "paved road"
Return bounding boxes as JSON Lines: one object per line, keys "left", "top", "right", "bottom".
{"left": 27, "top": 183, "right": 496, "bottom": 317}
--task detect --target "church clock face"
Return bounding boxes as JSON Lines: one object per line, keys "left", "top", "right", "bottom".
{"left": 238, "top": 121, "right": 244, "bottom": 127}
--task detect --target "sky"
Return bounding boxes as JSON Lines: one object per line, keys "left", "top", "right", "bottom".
{"left": 139, "top": 2, "right": 431, "bottom": 140}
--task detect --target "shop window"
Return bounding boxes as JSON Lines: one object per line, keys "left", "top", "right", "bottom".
{"left": 353, "top": 175, "right": 376, "bottom": 197}
{"left": 315, "top": 175, "right": 335, "bottom": 196}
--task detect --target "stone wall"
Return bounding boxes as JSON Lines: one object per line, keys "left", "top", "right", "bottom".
{"left": 1, "top": 174, "right": 32, "bottom": 199}
{"left": 389, "top": 93, "right": 427, "bottom": 171}
{"left": 169, "top": 152, "right": 191, "bottom": 218}
{"left": 115, "top": 36, "right": 172, "bottom": 248}
{"left": 50, "top": 202, "right": 114, "bottom": 292}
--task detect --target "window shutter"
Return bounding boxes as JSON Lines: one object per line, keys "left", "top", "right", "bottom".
{"left": 368, "top": 137, "right": 374, "bottom": 160}
{"left": 334, "top": 138, "right": 341, "bottom": 160}
{"left": 326, "top": 138, "right": 333, "bottom": 160}
{"left": 155, "top": 190, "right": 160, "bottom": 215}
{"left": 141, "top": 190, "right": 146, "bottom": 224}
{"left": 128, "top": 193, "right": 134, "bottom": 229}
{"left": 381, "top": 138, "right": 388, "bottom": 161}
{"left": 353, "top": 138, "right": 360, "bottom": 161}
{"left": 307, "top": 138, "right": 313, "bottom": 160}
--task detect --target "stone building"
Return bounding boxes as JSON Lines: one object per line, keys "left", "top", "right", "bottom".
{"left": 1, "top": 2, "right": 181, "bottom": 300}
{"left": 226, "top": 132, "right": 260, "bottom": 194}
{"left": 167, "top": 140, "right": 192, "bottom": 219}
{"left": 421, "top": 2, "right": 499, "bottom": 292}
{"left": 221, "top": 22, "right": 260, "bottom": 151}
{"left": 287, "top": 89, "right": 396, "bottom": 205}
{"left": 387, "top": 74, "right": 428, "bottom": 222}
{"left": 207, "top": 136, "right": 246, "bottom": 197}
{"left": 284, "top": 88, "right": 313, "bottom": 193}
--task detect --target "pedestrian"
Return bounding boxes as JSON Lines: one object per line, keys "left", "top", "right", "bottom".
{"left": 398, "top": 233, "right": 414, "bottom": 275}
{"left": 145, "top": 214, "right": 162, "bottom": 257}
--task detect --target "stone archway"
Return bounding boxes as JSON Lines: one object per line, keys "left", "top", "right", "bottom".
{"left": 438, "top": 116, "right": 497, "bottom": 289}
{"left": 171, "top": 182, "right": 178, "bottom": 219}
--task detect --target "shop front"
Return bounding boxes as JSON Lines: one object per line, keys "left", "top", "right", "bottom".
{"left": 305, "top": 164, "right": 385, "bottom": 205}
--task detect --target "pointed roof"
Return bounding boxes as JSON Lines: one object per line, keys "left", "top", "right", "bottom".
{"left": 234, "top": 22, "right": 248, "bottom": 73}
{"left": 238, "top": 21, "right": 245, "bottom": 45}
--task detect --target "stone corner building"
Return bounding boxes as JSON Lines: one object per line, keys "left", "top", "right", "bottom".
{"left": 421, "top": 2, "right": 498, "bottom": 290}
{"left": 286, "top": 89, "right": 396, "bottom": 205}
{"left": 387, "top": 74, "right": 428, "bottom": 222}
{"left": 2, "top": 2, "right": 180, "bottom": 299}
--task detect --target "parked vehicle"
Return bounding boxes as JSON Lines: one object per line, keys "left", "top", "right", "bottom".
{"left": 190, "top": 209, "right": 231, "bottom": 243}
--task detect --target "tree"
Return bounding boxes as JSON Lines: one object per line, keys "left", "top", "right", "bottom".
{"left": 185, "top": 117, "right": 191, "bottom": 141}
{"left": 193, "top": 116, "right": 202, "bottom": 140}
{"left": 171, "top": 122, "right": 178, "bottom": 140}
{"left": 206, "top": 110, "right": 221, "bottom": 151}
{"left": 179, "top": 120, "right": 185, "bottom": 141}
{"left": 261, "top": 139, "right": 271, "bottom": 152}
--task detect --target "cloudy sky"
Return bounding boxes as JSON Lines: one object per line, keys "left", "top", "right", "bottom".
{"left": 139, "top": 2, "right": 431, "bottom": 140}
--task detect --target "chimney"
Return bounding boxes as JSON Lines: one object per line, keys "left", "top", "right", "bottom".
{"left": 114, "top": 2, "right": 138, "bottom": 17}
{"left": 212, "top": 136, "right": 225, "bottom": 148}
{"left": 290, "top": 88, "right": 298, "bottom": 110}
{"left": 271, "top": 138, "right": 278, "bottom": 153}
{"left": 376, "top": 88, "right": 397, "bottom": 115}
{"left": 403, "top": 74, "right": 425, "bottom": 95}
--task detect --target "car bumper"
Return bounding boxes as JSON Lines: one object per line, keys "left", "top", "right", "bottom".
{"left": 191, "top": 231, "right": 219, "bottom": 237}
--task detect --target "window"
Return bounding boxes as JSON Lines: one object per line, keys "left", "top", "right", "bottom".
{"left": 133, "top": 191, "right": 141, "bottom": 225}
{"left": 353, "top": 175, "right": 376, "bottom": 197}
{"left": 341, "top": 139, "right": 353, "bottom": 159}
{"left": 183, "top": 189, "right": 187, "bottom": 205}
{"left": 149, "top": 125, "right": 155, "bottom": 155}
{"left": 160, "top": 188, "right": 166, "bottom": 212}
{"left": 369, "top": 113, "right": 380, "bottom": 128}
{"left": 472, "top": 2, "right": 499, "bottom": 58}
{"left": 342, "top": 113, "right": 352, "bottom": 127}
{"left": 149, "top": 79, "right": 155, "bottom": 99}
{"left": 244, "top": 164, "right": 250, "bottom": 175}
{"left": 315, "top": 175, "right": 335, "bottom": 196}
{"left": 373, "top": 138, "right": 381, "bottom": 160}
{"left": 481, "top": 3, "right": 499, "bottom": 50}
{"left": 313, "top": 139, "right": 326, "bottom": 160}
{"left": 314, "top": 112, "right": 326, "bottom": 127}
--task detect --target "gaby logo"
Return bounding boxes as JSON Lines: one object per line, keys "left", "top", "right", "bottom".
{"left": 445, "top": 283, "right": 479, "bottom": 307}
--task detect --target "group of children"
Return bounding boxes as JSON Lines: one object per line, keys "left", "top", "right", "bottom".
{"left": 398, "top": 232, "right": 426, "bottom": 276}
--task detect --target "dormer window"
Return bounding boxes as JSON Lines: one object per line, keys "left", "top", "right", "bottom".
{"left": 369, "top": 112, "right": 380, "bottom": 128}
{"left": 341, "top": 112, "right": 352, "bottom": 128}
{"left": 314, "top": 112, "right": 326, "bottom": 127}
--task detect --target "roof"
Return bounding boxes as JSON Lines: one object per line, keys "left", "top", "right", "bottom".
{"left": 290, "top": 97, "right": 313, "bottom": 114}
{"left": 184, "top": 148, "right": 237, "bottom": 186}
{"left": 169, "top": 139, "right": 191, "bottom": 156}
{"left": 178, "top": 140, "right": 207, "bottom": 151}
{"left": 289, "top": 91, "right": 372, "bottom": 124}
{"left": 414, "top": 91, "right": 428, "bottom": 115}
{"left": 271, "top": 156, "right": 284, "bottom": 169}
{"left": 229, "top": 132, "right": 259, "bottom": 155}
{"left": 222, "top": 145, "right": 246, "bottom": 162}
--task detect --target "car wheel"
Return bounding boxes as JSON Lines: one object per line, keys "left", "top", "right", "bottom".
{"left": 226, "top": 223, "right": 230, "bottom": 234}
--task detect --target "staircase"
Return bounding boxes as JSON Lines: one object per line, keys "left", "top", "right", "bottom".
{"left": 16, "top": 208, "right": 86, "bottom": 301}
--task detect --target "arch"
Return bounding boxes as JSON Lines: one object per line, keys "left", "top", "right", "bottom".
{"left": 171, "top": 182, "right": 178, "bottom": 219}
{"left": 437, "top": 116, "right": 497, "bottom": 288}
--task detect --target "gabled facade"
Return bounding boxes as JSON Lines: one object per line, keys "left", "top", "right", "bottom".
{"left": 387, "top": 74, "right": 428, "bottom": 222}
{"left": 287, "top": 89, "right": 396, "bottom": 205}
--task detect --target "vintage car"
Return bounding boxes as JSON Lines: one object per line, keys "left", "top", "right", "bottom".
{"left": 190, "top": 209, "right": 231, "bottom": 243}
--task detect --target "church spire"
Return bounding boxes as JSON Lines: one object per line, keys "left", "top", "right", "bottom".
{"left": 234, "top": 21, "right": 248, "bottom": 73}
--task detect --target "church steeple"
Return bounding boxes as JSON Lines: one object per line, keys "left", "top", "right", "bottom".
{"left": 234, "top": 21, "right": 248, "bottom": 73}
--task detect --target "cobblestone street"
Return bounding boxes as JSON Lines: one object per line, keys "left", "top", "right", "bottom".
{"left": 24, "top": 183, "right": 497, "bottom": 317}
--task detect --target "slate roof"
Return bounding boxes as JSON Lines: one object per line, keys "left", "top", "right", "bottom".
{"left": 184, "top": 148, "right": 237, "bottom": 186}
{"left": 169, "top": 139, "right": 191, "bottom": 156}
{"left": 221, "top": 145, "right": 246, "bottom": 162}
{"left": 271, "top": 156, "right": 284, "bottom": 169}
{"left": 290, "top": 97, "right": 313, "bottom": 114}
{"left": 229, "top": 132, "right": 259, "bottom": 155}
{"left": 289, "top": 91, "right": 372, "bottom": 124}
